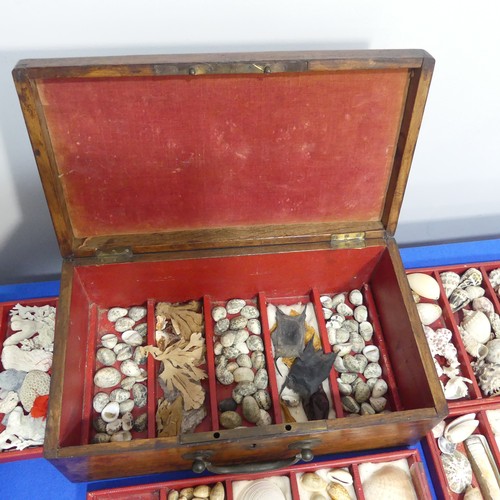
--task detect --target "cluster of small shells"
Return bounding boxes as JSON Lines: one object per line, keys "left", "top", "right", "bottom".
{"left": 212, "top": 299, "right": 271, "bottom": 429}
{"left": 167, "top": 482, "right": 224, "bottom": 500}
{"left": 92, "top": 306, "right": 148, "bottom": 443}
{"left": 300, "top": 469, "right": 354, "bottom": 500}
{"left": 321, "top": 290, "right": 388, "bottom": 416}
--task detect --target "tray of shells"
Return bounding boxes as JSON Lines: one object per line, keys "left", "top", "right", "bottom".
{"left": 87, "top": 447, "right": 432, "bottom": 499}
{"left": 0, "top": 297, "right": 57, "bottom": 462}
{"left": 406, "top": 262, "right": 500, "bottom": 410}
{"left": 425, "top": 403, "right": 500, "bottom": 498}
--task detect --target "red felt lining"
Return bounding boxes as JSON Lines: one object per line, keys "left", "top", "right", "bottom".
{"left": 37, "top": 69, "right": 409, "bottom": 238}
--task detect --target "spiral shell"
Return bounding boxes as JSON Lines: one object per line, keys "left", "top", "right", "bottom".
{"left": 459, "top": 326, "right": 489, "bottom": 359}
{"left": 449, "top": 288, "right": 471, "bottom": 313}
{"left": 458, "top": 267, "right": 483, "bottom": 289}
{"left": 440, "top": 271, "right": 460, "bottom": 298}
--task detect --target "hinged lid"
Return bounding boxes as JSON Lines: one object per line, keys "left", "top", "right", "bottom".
{"left": 13, "top": 50, "right": 434, "bottom": 258}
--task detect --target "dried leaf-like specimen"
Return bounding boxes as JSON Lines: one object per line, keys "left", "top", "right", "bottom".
{"left": 156, "top": 396, "right": 183, "bottom": 437}
{"left": 156, "top": 301, "right": 203, "bottom": 340}
{"left": 141, "top": 332, "right": 207, "bottom": 411}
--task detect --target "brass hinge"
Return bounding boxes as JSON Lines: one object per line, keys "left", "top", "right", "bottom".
{"left": 330, "top": 232, "right": 366, "bottom": 249}
{"left": 96, "top": 247, "right": 133, "bottom": 264}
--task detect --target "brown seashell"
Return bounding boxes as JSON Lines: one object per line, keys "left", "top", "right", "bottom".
{"left": 326, "top": 482, "right": 351, "bottom": 500}
{"left": 300, "top": 472, "right": 327, "bottom": 491}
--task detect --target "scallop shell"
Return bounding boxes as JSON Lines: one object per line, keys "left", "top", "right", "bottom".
{"left": 408, "top": 272, "right": 440, "bottom": 300}
{"left": 461, "top": 310, "right": 491, "bottom": 344}
{"left": 449, "top": 288, "right": 471, "bottom": 313}
{"left": 300, "top": 472, "right": 327, "bottom": 491}
{"left": 416, "top": 303, "right": 442, "bottom": 326}
{"left": 362, "top": 465, "right": 417, "bottom": 499}
{"left": 441, "top": 450, "right": 473, "bottom": 493}
{"left": 440, "top": 271, "right": 460, "bottom": 298}
{"left": 238, "top": 479, "right": 286, "bottom": 500}
{"left": 458, "top": 268, "right": 483, "bottom": 289}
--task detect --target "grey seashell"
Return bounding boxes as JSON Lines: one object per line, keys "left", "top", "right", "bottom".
{"left": 120, "top": 376, "right": 136, "bottom": 390}
{"left": 135, "top": 322, "right": 148, "bottom": 337}
{"left": 251, "top": 351, "right": 266, "bottom": 370}
{"left": 256, "top": 409, "right": 272, "bottom": 426}
{"left": 120, "top": 359, "right": 141, "bottom": 377}
{"left": 230, "top": 316, "right": 248, "bottom": 330}
{"left": 359, "top": 321, "right": 374, "bottom": 341}
{"left": 247, "top": 319, "right": 262, "bottom": 335}
{"left": 211, "top": 306, "right": 227, "bottom": 322}
{"left": 233, "top": 381, "right": 257, "bottom": 398}
{"left": 115, "top": 317, "right": 135, "bottom": 333}
{"left": 215, "top": 355, "right": 227, "bottom": 367}
{"left": 121, "top": 411, "right": 134, "bottom": 431}
{"left": 94, "top": 367, "right": 121, "bottom": 388}
{"left": 353, "top": 305, "right": 368, "bottom": 323}
{"left": 363, "top": 345, "right": 380, "bottom": 363}
{"left": 133, "top": 413, "right": 147, "bottom": 432}
{"left": 114, "top": 343, "right": 133, "bottom": 361}
{"left": 93, "top": 392, "right": 110, "bottom": 413}
{"left": 110, "top": 431, "right": 132, "bottom": 442}
{"left": 327, "top": 314, "right": 345, "bottom": 330}
{"left": 335, "top": 327, "right": 350, "bottom": 343}
{"left": 349, "top": 289, "right": 363, "bottom": 306}
{"left": 132, "top": 383, "right": 147, "bottom": 408}
{"left": 440, "top": 271, "right": 460, "bottom": 298}
{"left": 101, "top": 334, "right": 118, "bottom": 349}
{"left": 122, "top": 330, "right": 143, "bottom": 347}
{"left": 449, "top": 288, "right": 471, "bottom": 313}
{"left": 216, "top": 365, "right": 234, "bottom": 385}
{"left": 96, "top": 347, "right": 116, "bottom": 366}
{"left": 340, "top": 372, "right": 357, "bottom": 384}
{"left": 320, "top": 295, "right": 334, "bottom": 309}
{"left": 327, "top": 326, "right": 338, "bottom": 345}
{"left": 214, "top": 318, "right": 230, "bottom": 334}
{"left": 220, "top": 410, "right": 242, "bottom": 429}
{"left": 236, "top": 354, "right": 252, "bottom": 368}
{"left": 119, "top": 399, "right": 135, "bottom": 414}
{"left": 441, "top": 450, "right": 472, "bottom": 494}
{"left": 458, "top": 267, "right": 483, "bottom": 289}
{"left": 101, "top": 401, "right": 120, "bottom": 422}
{"left": 337, "top": 303, "right": 353, "bottom": 317}
{"left": 354, "top": 381, "right": 371, "bottom": 403}
{"left": 242, "top": 395, "right": 260, "bottom": 423}
{"left": 106, "top": 418, "right": 122, "bottom": 434}
{"left": 343, "top": 354, "right": 368, "bottom": 373}
{"left": 107, "top": 307, "right": 128, "bottom": 323}
{"left": 254, "top": 368, "right": 268, "bottom": 389}
{"left": 93, "top": 416, "right": 107, "bottom": 433}
{"left": 254, "top": 389, "right": 272, "bottom": 410}
{"left": 343, "top": 319, "right": 359, "bottom": 333}
{"left": 332, "top": 342, "right": 352, "bottom": 357}
{"left": 233, "top": 367, "right": 254, "bottom": 383}
{"left": 246, "top": 335, "right": 264, "bottom": 352}
{"left": 369, "top": 396, "right": 387, "bottom": 413}
{"left": 337, "top": 379, "right": 352, "bottom": 396}
{"left": 226, "top": 361, "right": 239, "bottom": 372}
{"left": 133, "top": 346, "right": 147, "bottom": 365}
{"left": 360, "top": 402, "right": 376, "bottom": 415}
{"left": 223, "top": 346, "right": 241, "bottom": 359}
{"left": 364, "top": 362, "right": 382, "bottom": 379}
{"left": 234, "top": 329, "right": 250, "bottom": 344}
{"left": 109, "top": 388, "right": 130, "bottom": 403}
{"left": 489, "top": 268, "right": 500, "bottom": 288}
{"left": 234, "top": 342, "right": 249, "bottom": 355}
{"left": 92, "top": 432, "right": 111, "bottom": 444}
{"left": 366, "top": 377, "right": 378, "bottom": 390}
{"left": 128, "top": 306, "right": 147, "bottom": 322}
{"left": 220, "top": 331, "right": 236, "bottom": 347}
{"left": 240, "top": 305, "right": 260, "bottom": 319}
{"left": 341, "top": 396, "right": 360, "bottom": 414}
{"left": 349, "top": 332, "right": 365, "bottom": 353}
{"left": 226, "top": 299, "right": 246, "bottom": 315}
{"left": 331, "top": 293, "right": 346, "bottom": 308}
{"left": 371, "top": 378, "right": 388, "bottom": 398}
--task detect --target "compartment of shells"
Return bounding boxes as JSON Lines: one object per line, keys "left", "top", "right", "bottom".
{"left": 87, "top": 447, "right": 432, "bottom": 499}
{"left": 0, "top": 297, "right": 57, "bottom": 461}
{"left": 425, "top": 404, "right": 500, "bottom": 499}
{"left": 407, "top": 262, "right": 500, "bottom": 407}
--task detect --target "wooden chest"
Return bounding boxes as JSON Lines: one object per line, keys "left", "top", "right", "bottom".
{"left": 13, "top": 50, "right": 446, "bottom": 482}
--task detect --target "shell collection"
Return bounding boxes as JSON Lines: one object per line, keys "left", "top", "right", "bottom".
{"left": 212, "top": 299, "right": 271, "bottom": 429}
{"left": 92, "top": 305, "right": 148, "bottom": 443}
{"left": 0, "top": 303, "right": 55, "bottom": 452}
{"left": 321, "top": 290, "right": 390, "bottom": 416}
{"left": 297, "top": 468, "right": 355, "bottom": 499}
{"left": 167, "top": 482, "right": 225, "bottom": 500}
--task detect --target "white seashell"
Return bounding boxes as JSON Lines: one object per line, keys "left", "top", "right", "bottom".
{"left": 412, "top": 291, "right": 421, "bottom": 303}
{"left": 371, "top": 378, "right": 388, "bottom": 398}
{"left": 107, "top": 307, "right": 128, "bottom": 322}
{"left": 444, "top": 376, "right": 472, "bottom": 400}
{"left": 327, "top": 326, "right": 337, "bottom": 345}
{"left": 240, "top": 305, "right": 260, "bottom": 319}
{"left": 94, "top": 367, "right": 121, "bottom": 388}
{"left": 353, "top": 305, "right": 368, "bottom": 323}
{"left": 115, "top": 317, "right": 135, "bottom": 333}
{"left": 432, "top": 420, "right": 446, "bottom": 438}
{"left": 440, "top": 271, "right": 460, "bottom": 298}
{"left": 465, "top": 286, "right": 485, "bottom": 300}
{"left": 349, "top": 289, "right": 363, "bottom": 306}
{"left": 323, "top": 308, "right": 333, "bottom": 320}
{"left": 445, "top": 418, "right": 479, "bottom": 444}
{"left": 101, "top": 401, "right": 120, "bottom": 422}
{"left": 101, "top": 334, "right": 118, "bottom": 349}
{"left": 96, "top": 347, "right": 116, "bottom": 366}
{"left": 363, "top": 345, "right": 379, "bottom": 363}
{"left": 247, "top": 319, "right": 261, "bottom": 335}
{"left": 226, "top": 299, "right": 246, "bottom": 315}
{"left": 465, "top": 434, "right": 500, "bottom": 498}
{"left": 110, "top": 430, "right": 132, "bottom": 442}
{"left": 486, "top": 339, "right": 500, "bottom": 364}
{"left": 337, "top": 303, "right": 353, "bottom": 317}
{"left": 461, "top": 310, "right": 491, "bottom": 344}
{"left": 361, "top": 464, "right": 418, "bottom": 499}
{"left": 109, "top": 388, "right": 130, "bottom": 403}
{"left": 472, "top": 297, "right": 495, "bottom": 320}
{"left": 114, "top": 343, "right": 133, "bottom": 361}
{"left": 416, "top": 303, "right": 442, "bottom": 326}
{"left": 211, "top": 306, "right": 227, "bottom": 322}
{"left": 441, "top": 450, "right": 472, "bottom": 494}
{"left": 122, "top": 330, "right": 143, "bottom": 346}
{"left": 320, "top": 295, "right": 334, "bottom": 309}
{"left": 119, "top": 399, "right": 134, "bottom": 414}
{"left": 460, "top": 326, "right": 489, "bottom": 359}
{"left": 492, "top": 313, "right": 500, "bottom": 335}
{"left": 120, "top": 359, "right": 141, "bottom": 377}
{"left": 326, "top": 468, "right": 353, "bottom": 485}
{"left": 408, "top": 272, "right": 440, "bottom": 300}
{"left": 0, "top": 391, "right": 19, "bottom": 414}
{"left": 233, "top": 367, "right": 254, "bottom": 383}
{"left": 359, "top": 321, "right": 374, "bottom": 341}
{"left": 489, "top": 268, "right": 500, "bottom": 288}
{"left": 331, "top": 293, "right": 346, "bottom": 308}
{"left": 128, "top": 306, "right": 146, "bottom": 322}
{"left": 440, "top": 436, "right": 458, "bottom": 456}
{"left": 238, "top": 479, "right": 286, "bottom": 500}
{"left": 214, "top": 318, "right": 230, "bottom": 334}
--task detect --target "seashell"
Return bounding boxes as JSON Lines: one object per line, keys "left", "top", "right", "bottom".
{"left": 364, "top": 362, "right": 382, "bottom": 379}
{"left": 472, "top": 297, "right": 495, "bottom": 319}
{"left": 492, "top": 313, "right": 500, "bottom": 335}
{"left": 344, "top": 354, "right": 368, "bottom": 374}
{"left": 326, "top": 482, "right": 351, "bottom": 500}
{"left": 179, "top": 487, "right": 194, "bottom": 499}
{"left": 486, "top": 338, "right": 500, "bottom": 364}
{"left": 233, "top": 381, "right": 257, "bottom": 398}
{"left": 238, "top": 479, "right": 286, "bottom": 500}
{"left": 320, "top": 295, "right": 334, "bottom": 309}
{"left": 120, "top": 376, "right": 136, "bottom": 390}
{"left": 416, "top": 303, "right": 442, "bottom": 325}
{"left": 349, "top": 332, "right": 365, "bottom": 353}
{"left": 115, "top": 343, "right": 133, "bottom": 361}
{"left": 128, "top": 306, "right": 147, "bottom": 322}
{"left": 371, "top": 378, "right": 388, "bottom": 398}
{"left": 101, "top": 401, "right": 120, "bottom": 422}
{"left": 122, "top": 412, "right": 133, "bottom": 432}
{"left": 135, "top": 322, "right": 148, "bottom": 337}
{"left": 234, "top": 329, "right": 250, "bottom": 344}
{"left": 233, "top": 367, "right": 254, "bottom": 383}
{"left": 254, "top": 389, "right": 271, "bottom": 410}
{"left": 438, "top": 436, "right": 457, "bottom": 455}
{"left": 115, "top": 317, "right": 135, "bottom": 333}
{"left": 236, "top": 354, "right": 252, "bottom": 368}
{"left": 465, "top": 286, "right": 485, "bottom": 300}
{"left": 220, "top": 411, "right": 241, "bottom": 429}
{"left": 133, "top": 413, "right": 147, "bottom": 432}
{"left": 242, "top": 395, "right": 261, "bottom": 423}
{"left": 246, "top": 335, "right": 264, "bottom": 352}
{"left": 362, "top": 345, "right": 379, "bottom": 363}
{"left": 463, "top": 485, "right": 485, "bottom": 500}
{"left": 337, "top": 303, "right": 353, "bottom": 317}
{"left": 213, "top": 342, "right": 223, "bottom": 356}
{"left": 234, "top": 343, "right": 249, "bottom": 355}
{"left": 119, "top": 399, "right": 135, "bottom": 414}
{"left": 354, "top": 381, "right": 371, "bottom": 403}
{"left": 247, "top": 319, "right": 261, "bottom": 335}
{"left": 473, "top": 359, "right": 500, "bottom": 396}
{"left": 101, "top": 334, "right": 118, "bottom": 349}
{"left": 331, "top": 293, "right": 346, "bottom": 308}
{"left": 332, "top": 343, "right": 353, "bottom": 357}
{"left": 334, "top": 327, "right": 350, "bottom": 344}
{"left": 93, "top": 392, "right": 110, "bottom": 413}
{"left": 323, "top": 308, "right": 334, "bottom": 320}
{"left": 458, "top": 268, "right": 483, "bottom": 289}
{"left": 301, "top": 472, "right": 327, "bottom": 491}
{"left": 459, "top": 326, "right": 489, "bottom": 359}
{"left": 444, "top": 413, "right": 479, "bottom": 443}
{"left": 222, "top": 346, "right": 240, "bottom": 359}
{"left": 226, "top": 299, "right": 246, "bottom": 315}
{"left": 254, "top": 368, "right": 268, "bottom": 390}
{"left": 349, "top": 289, "right": 363, "bottom": 306}
{"left": 109, "top": 388, "right": 130, "bottom": 403}
{"left": 107, "top": 307, "right": 128, "bottom": 322}
{"left": 328, "top": 314, "right": 345, "bottom": 330}
{"left": 220, "top": 331, "right": 236, "bottom": 347}
{"left": 461, "top": 310, "right": 491, "bottom": 344}
{"left": 133, "top": 346, "right": 147, "bottom": 365}
{"left": 230, "top": 316, "right": 248, "bottom": 330}
{"left": 408, "top": 272, "right": 441, "bottom": 300}
{"left": 132, "top": 384, "right": 147, "bottom": 408}
{"left": 93, "top": 416, "right": 107, "bottom": 433}
{"left": 353, "top": 305, "right": 368, "bottom": 323}
{"left": 343, "top": 319, "right": 359, "bottom": 333}
{"left": 340, "top": 372, "right": 357, "bottom": 384}
{"left": 251, "top": 351, "right": 266, "bottom": 370}
{"left": 360, "top": 402, "right": 376, "bottom": 415}
{"left": 362, "top": 464, "right": 418, "bottom": 499}
{"left": 193, "top": 485, "right": 210, "bottom": 498}
{"left": 216, "top": 365, "right": 234, "bottom": 385}
{"left": 412, "top": 291, "right": 421, "bottom": 303}
{"left": 444, "top": 376, "right": 472, "bottom": 400}
{"left": 120, "top": 359, "right": 141, "bottom": 377}
{"left": 369, "top": 396, "right": 387, "bottom": 413}
{"left": 92, "top": 433, "right": 111, "bottom": 444}
{"left": 449, "top": 288, "right": 471, "bottom": 313}
{"left": 337, "top": 379, "right": 352, "bottom": 396}
{"left": 440, "top": 271, "right": 460, "bottom": 298}
{"left": 441, "top": 450, "right": 473, "bottom": 493}
{"left": 94, "top": 367, "right": 121, "bottom": 388}
{"left": 365, "top": 377, "right": 378, "bottom": 390}
{"left": 489, "top": 268, "right": 500, "bottom": 288}
{"left": 96, "top": 347, "right": 116, "bottom": 366}
{"left": 465, "top": 434, "right": 500, "bottom": 497}
{"left": 240, "top": 305, "right": 260, "bottom": 319}
{"left": 212, "top": 306, "right": 227, "bottom": 322}
{"left": 327, "top": 468, "right": 353, "bottom": 485}
{"left": 214, "top": 318, "right": 230, "bottom": 334}
{"left": 359, "top": 321, "right": 374, "bottom": 341}
{"left": 122, "top": 330, "right": 143, "bottom": 347}
{"left": 334, "top": 355, "right": 347, "bottom": 373}
{"left": 210, "top": 482, "right": 225, "bottom": 500}
{"left": 341, "top": 396, "right": 360, "bottom": 414}
{"left": 106, "top": 418, "right": 122, "bottom": 435}
{"left": 432, "top": 420, "right": 446, "bottom": 438}
{"left": 110, "top": 430, "right": 132, "bottom": 442}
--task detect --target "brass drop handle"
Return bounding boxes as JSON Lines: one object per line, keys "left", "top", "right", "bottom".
{"left": 192, "top": 448, "right": 314, "bottom": 474}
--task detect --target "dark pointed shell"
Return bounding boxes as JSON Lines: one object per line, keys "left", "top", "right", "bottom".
{"left": 449, "top": 288, "right": 471, "bottom": 313}
{"left": 458, "top": 268, "right": 482, "bottom": 289}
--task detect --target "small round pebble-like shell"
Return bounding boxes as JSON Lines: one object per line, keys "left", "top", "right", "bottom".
{"left": 133, "top": 413, "right": 147, "bottom": 432}
{"left": 320, "top": 295, "right": 334, "bottom": 309}
{"left": 240, "top": 305, "right": 260, "bottom": 319}
{"left": 233, "top": 381, "right": 257, "bottom": 398}
{"left": 256, "top": 409, "right": 272, "bottom": 426}
{"left": 96, "top": 347, "right": 116, "bottom": 366}
{"left": 119, "top": 399, "right": 135, "bottom": 414}
{"left": 371, "top": 378, "right": 388, "bottom": 398}
{"left": 236, "top": 354, "right": 252, "bottom": 368}
{"left": 254, "top": 389, "right": 272, "bottom": 410}
{"left": 242, "top": 395, "right": 260, "bottom": 423}
{"left": 128, "top": 306, "right": 147, "bottom": 322}
{"left": 234, "top": 329, "right": 250, "bottom": 344}
{"left": 247, "top": 319, "right": 262, "bottom": 335}
{"left": 408, "top": 272, "right": 441, "bottom": 300}
{"left": 300, "top": 472, "right": 327, "bottom": 491}
{"left": 233, "top": 367, "right": 254, "bottom": 383}
{"left": 94, "top": 367, "right": 121, "bottom": 388}
{"left": 359, "top": 321, "right": 374, "bottom": 341}
{"left": 331, "top": 293, "right": 346, "bottom": 308}
{"left": 360, "top": 402, "right": 376, "bottom": 415}
{"left": 354, "top": 381, "right": 371, "bottom": 403}
{"left": 93, "top": 417, "right": 107, "bottom": 433}
{"left": 179, "top": 487, "right": 194, "bottom": 499}
{"left": 114, "top": 343, "right": 133, "bottom": 361}
{"left": 122, "top": 330, "right": 143, "bottom": 346}
{"left": 349, "top": 289, "right": 363, "bottom": 306}
{"left": 109, "top": 388, "right": 130, "bottom": 403}
{"left": 226, "top": 299, "right": 246, "bottom": 314}
{"left": 246, "top": 335, "right": 264, "bottom": 352}
{"left": 93, "top": 433, "right": 111, "bottom": 444}
{"left": 369, "top": 396, "right": 387, "bottom": 413}
{"left": 364, "top": 362, "right": 382, "bottom": 379}
{"left": 121, "top": 376, "right": 136, "bottom": 390}
{"left": 326, "top": 482, "right": 351, "bottom": 500}
{"left": 216, "top": 365, "right": 234, "bottom": 385}
{"left": 353, "top": 305, "right": 368, "bottom": 323}
{"left": 121, "top": 359, "right": 141, "bottom": 377}
{"left": 220, "top": 331, "right": 236, "bottom": 347}
{"left": 101, "top": 401, "right": 120, "bottom": 422}
{"left": 254, "top": 368, "right": 268, "bottom": 389}
{"left": 121, "top": 412, "right": 133, "bottom": 431}
{"left": 251, "top": 351, "right": 266, "bottom": 370}
{"left": 219, "top": 398, "right": 237, "bottom": 412}
{"left": 101, "top": 333, "right": 118, "bottom": 349}
{"left": 108, "top": 307, "right": 128, "bottom": 322}
{"left": 135, "top": 323, "right": 147, "bottom": 337}
{"left": 210, "top": 482, "right": 225, "bottom": 500}
{"left": 341, "top": 396, "right": 360, "bottom": 414}
{"left": 106, "top": 418, "right": 122, "bottom": 435}
{"left": 226, "top": 361, "right": 239, "bottom": 372}
{"left": 133, "top": 346, "right": 147, "bottom": 365}
{"left": 337, "top": 380, "right": 352, "bottom": 396}
{"left": 193, "top": 485, "right": 210, "bottom": 498}
{"left": 213, "top": 342, "right": 223, "bottom": 356}
{"left": 110, "top": 430, "right": 132, "bottom": 442}
{"left": 337, "top": 303, "right": 353, "bottom": 317}
{"left": 220, "top": 410, "right": 242, "bottom": 429}
{"left": 416, "top": 303, "right": 442, "bottom": 326}
{"left": 93, "top": 392, "right": 110, "bottom": 413}
{"left": 230, "top": 316, "right": 247, "bottom": 330}
{"left": 132, "top": 383, "right": 147, "bottom": 407}
{"left": 212, "top": 306, "right": 227, "bottom": 322}
{"left": 167, "top": 491, "right": 179, "bottom": 500}
{"left": 222, "top": 346, "right": 241, "bottom": 359}
{"left": 215, "top": 318, "right": 230, "bottom": 334}
{"left": 115, "top": 317, "right": 135, "bottom": 333}
{"left": 363, "top": 345, "right": 379, "bottom": 363}
{"left": 327, "top": 469, "right": 353, "bottom": 485}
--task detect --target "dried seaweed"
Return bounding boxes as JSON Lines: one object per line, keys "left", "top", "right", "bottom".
{"left": 272, "top": 307, "right": 306, "bottom": 358}
{"left": 141, "top": 332, "right": 207, "bottom": 411}
{"left": 156, "top": 300, "right": 203, "bottom": 340}
{"left": 156, "top": 396, "right": 183, "bottom": 437}
{"left": 281, "top": 340, "right": 336, "bottom": 403}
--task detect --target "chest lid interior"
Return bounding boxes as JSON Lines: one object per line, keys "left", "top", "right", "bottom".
{"left": 13, "top": 50, "right": 434, "bottom": 259}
